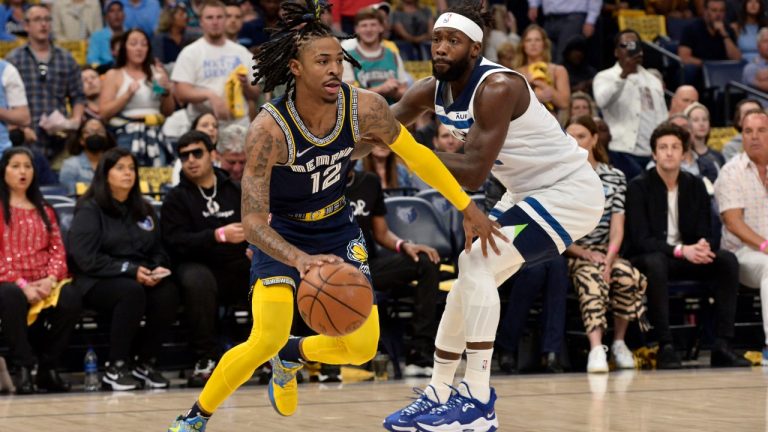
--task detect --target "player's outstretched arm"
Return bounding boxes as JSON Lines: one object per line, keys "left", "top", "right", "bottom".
{"left": 242, "top": 111, "right": 340, "bottom": 276}
{"left": 358, "top": 89, "right": 508, "bottom": 256}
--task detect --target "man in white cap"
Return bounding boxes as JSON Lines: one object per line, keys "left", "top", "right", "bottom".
{"left": 383, "top": 2, "right": 604, "bottom": 431}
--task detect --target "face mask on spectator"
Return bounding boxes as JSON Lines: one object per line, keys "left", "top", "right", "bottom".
{"left": 85, "top": 135, "right": 110, "bottom": 152}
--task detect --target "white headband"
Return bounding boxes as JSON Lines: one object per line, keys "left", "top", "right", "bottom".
{"left": 433, "top": 13, "right": 483, "bottom": 43}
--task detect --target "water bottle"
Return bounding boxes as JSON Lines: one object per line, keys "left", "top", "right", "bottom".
{"left": 83, "top": 348, "right": 99, "bottom": 391}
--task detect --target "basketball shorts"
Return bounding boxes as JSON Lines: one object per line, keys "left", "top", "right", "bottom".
{"left": 249, "top": 205, "right": 373, "bottom": 292}
{"left": 489, "top": 164, "right": 604, "bottom": 267}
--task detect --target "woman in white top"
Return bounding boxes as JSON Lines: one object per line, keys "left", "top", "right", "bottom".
{"left": 99, "top": 29, "right": 176, "bottom": 167}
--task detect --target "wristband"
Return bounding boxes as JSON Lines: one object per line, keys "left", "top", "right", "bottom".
{"left": 15, "top": 278, "right": 28, "bottom": 288}
{"left": 395, "top": 239, "right": 405, "bottom": 254}
{"left": 607, "top": 244, "right": 619, "bottom": 255}
{"left": 674, "top": 244, "right": 684, "bottom": 259}
{"left": 216, "top": 227, "right": 227, "bottom": 243}
{"left": 760, "top": 240, "right": 768, "bottom": 253}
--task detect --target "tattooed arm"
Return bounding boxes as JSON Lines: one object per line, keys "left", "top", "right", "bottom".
{"left": 242, "top": 111, "right": 341, "bottom": 276}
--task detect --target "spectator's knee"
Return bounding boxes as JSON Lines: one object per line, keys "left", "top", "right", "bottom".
{"left": 0, "top": 283, "right": 27, "bottom": 306}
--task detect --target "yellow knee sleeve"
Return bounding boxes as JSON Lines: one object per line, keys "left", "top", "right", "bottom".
{"left": 199, "top": 280, "right": 294, "bottom": 413}
{"left": 302, "top": 306, "right": 380, "bottom": 365}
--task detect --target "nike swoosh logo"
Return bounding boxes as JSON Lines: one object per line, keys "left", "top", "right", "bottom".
{"left": 296, "top": 147, "right": 314, "bottom": 158}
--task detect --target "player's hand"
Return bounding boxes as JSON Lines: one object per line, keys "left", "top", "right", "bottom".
{"left": 461, "top": 201, "right": 509, "bottom": 257}
{"left": 296, "top": 253, "right": 343, "bottom": 279}
{"left": 402, "top": 242, "right": 440, "bottom": 263}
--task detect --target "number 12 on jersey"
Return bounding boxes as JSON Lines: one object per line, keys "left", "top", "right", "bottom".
{"left": 310, "top": 163, "right": 342, "bottom": 193}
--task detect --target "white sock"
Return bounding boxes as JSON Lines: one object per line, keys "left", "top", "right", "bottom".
{"left": 428, "top": 354, "right": 460, "bottom": 403}
{"left": 462, "top": 348, "right": 493, "bottom": 403}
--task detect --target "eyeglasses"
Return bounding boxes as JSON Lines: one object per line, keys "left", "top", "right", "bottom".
{"left": 179, "top": 148, "right": 205, "bottom": 162}
{"left": 26, "top": 16, "right": 52, "bottom": 24}
{"left": 38, "top": 63, "right": 47, "bottom": 82}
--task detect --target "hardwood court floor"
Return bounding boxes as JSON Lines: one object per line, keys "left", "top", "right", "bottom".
{"left": 0, "top": 368, "right": 766, "bottom": 431}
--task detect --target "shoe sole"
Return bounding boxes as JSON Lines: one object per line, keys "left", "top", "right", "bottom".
{"left": 382, "top": 421, "right": 416, "bottom": 432}
{"left": 102, "top": 377, "right": 137, "bottom": 391}
{"left": 415, "top": 416, "right": 499, "bottom": 432}
{"left": 132, "top": 371, "right": 169, "bottom": 389}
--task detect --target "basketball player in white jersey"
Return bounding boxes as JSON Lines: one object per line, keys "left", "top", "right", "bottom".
{"left": 381, "top": 3, "right": 604, "bottom": 431}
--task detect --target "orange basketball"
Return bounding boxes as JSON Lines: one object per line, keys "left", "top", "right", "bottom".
{"left": 297, "top": 262, "right": 373, "bottom": 337}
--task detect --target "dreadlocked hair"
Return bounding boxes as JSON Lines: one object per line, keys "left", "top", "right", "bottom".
{"left": 252, "top": 0, "right": 361, "bottom": 94}
{"left": 444, "top": 0, "right": 493, "bottom": 31}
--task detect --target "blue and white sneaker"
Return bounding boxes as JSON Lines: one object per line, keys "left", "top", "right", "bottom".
{"left": 414, "top": 382, "right": 498, "bottom": 432}
{"left": 762, "top": 347, "right": 768, "bottom": 366}
{"left": 383, "top": 386, "right": 442, "bottom": 431}
{"left": 167, "top": 415, "right": 208, "bottom": 432}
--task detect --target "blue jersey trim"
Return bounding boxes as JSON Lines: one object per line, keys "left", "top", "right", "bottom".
{"left": 437, "top": 114, "right": 475, "bottom": 130}
{"left": 523, "top": 196, "right": 573, "bottom": 247}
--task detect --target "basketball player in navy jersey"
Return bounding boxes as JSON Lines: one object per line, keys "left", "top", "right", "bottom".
{"left": 167, "top": 1, "right": 504, "bottom": 430}
{"left": 382, "top": 2, "right": 604, "bottom": 431}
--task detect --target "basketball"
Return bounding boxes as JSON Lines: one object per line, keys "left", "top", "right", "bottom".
{"left": 297, "top": 262, "right": 373, "bottom": 337}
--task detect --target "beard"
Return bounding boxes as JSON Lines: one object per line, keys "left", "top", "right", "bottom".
{"left": 432, "top": 56, "right": 471, "bottom": 82}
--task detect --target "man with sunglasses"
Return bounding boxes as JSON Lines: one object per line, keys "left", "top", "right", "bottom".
{"left": 161, "top": 130, "right": 251, "bottom": 389}
{"left": 7, "top": 5, "right": 85, "bottom": 161}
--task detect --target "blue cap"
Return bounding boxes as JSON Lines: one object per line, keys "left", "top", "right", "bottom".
{"left": 104, "top": 0, "right": 123, "bottom": 14}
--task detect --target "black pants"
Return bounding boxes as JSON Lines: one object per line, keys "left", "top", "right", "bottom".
{"left": 83, "top": 277, "right": 179, "bottom": 364}
{"left": 370, "top": 252, "right": 440, "bottom": 355}
{"left": 175, "top": 259, "right": 251, "bottom": 361}
{"left": 630, "top": 250, "right": 739, "bottom": 344}
{"left": 0, "top": 282, "right": 82, "bottom": 368}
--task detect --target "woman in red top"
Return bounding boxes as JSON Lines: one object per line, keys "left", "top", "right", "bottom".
{"left": 0, "top": 147, "right": 82, "bottom": 394}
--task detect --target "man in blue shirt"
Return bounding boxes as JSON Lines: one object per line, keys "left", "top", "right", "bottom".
{"left": 86, "top": 0, "right": 125, "bottom": 68}
{"left": 122, "top": 0, "right": 161, "bottom": 37}
{"left": 528, "top": 0, "right": 602, "bottom": 64}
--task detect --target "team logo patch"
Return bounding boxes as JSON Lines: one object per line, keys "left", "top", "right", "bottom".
{"left": 429, "top": 196, "right": 451, "bottom": 213}
{"left": 137, "top": 216, "right": 154, "bottom": 231}
{"left": 346, "top": 233, "right": 370, "bottom": 276}
{"left": 396, "top": 206, "right": 417, "bottom": 224}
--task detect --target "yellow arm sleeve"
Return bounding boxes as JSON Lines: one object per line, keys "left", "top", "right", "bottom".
{"left": 388, "top": 124, "right": 471, "bottom": 211}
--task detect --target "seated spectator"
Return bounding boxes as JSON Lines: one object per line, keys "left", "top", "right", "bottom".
{"left": 432, "top": 123, "right": 464, "bottom": 153}
{"left": 390, "top": 0, "right": 433, "bottom": 60}
{"left": 0, "top": 58, "right": 30, "bottom": 154}
{"left": 594, "top": 29, "right": 668, "bottom": 181}
{"left": 161, "top": 130, "right": 250, "bottom": 387}
{"left": 99, "top": 29, "right": 176, "bottom": 167}
{"left": 0, "top": 147, "right": 81, "bottom": 394}
{"left": 81, "top": 66, "right": 102, "bottom": 120}
{"left": 152, "top": 2, "right": 196, "bottom": 66}
{"left": 0, "top": 0, "right": 29, "bottom": 40}
{"left": 122, "top": 0, "right": 161, "bottom": 37}
{"left": 715, "top": 108, "right": 768, "bottom": 365}
{"left": 342, "top": 8, "right": 408, "bottom": 104}
{"left": 8, "top": 129, "right": 58, "bottom": 186}
{"left": 496, "top": 41, "right": 516, "bottom": 70}
{"left": 564, "top": 116, "right": 648, "bottom": 373}
{"left": 562, "top": 35, "right": 597, "bottom": 94}
{"left": 59, "top": 118, "right": 115, "bottom": 195}
{"left": 723, "top": 98, "right": 763, "bottom": 160}
{"left": 51, "top": 0, "right": 102, "bottom": 41}
{"left": 562, "top": 91, "right": 597, "bottom": 127}
{"left": 362, "top": 146, "right": 417, "bottom": 191}
{"left": 216, "top": 124, "right": 246, "bottom": 182}
{"left": 345, "top": 168, "right": 441, "bottom": 376}
{"left": 731, "top": 0, "right": 767, "bottom": 63}
{"left": 484, "top": 4, "right": 520, "bottom": 63}
{"left": 496, "top": 256, "right": 569, "bottom": 374}
{"left": 68, "top": 147, "right": 180, "bottom": 391}
{"left": 624, "top": 123, "right": 749, "bottom": 369}
{"left": 237, "top": 0, "right": 269, "bottom": 51}
{"left": 743, "top": 27, "right": 768, "bottom": 91}
{"left": 678, "top": 0, "right": 741, "bottom": 85}
{"left": 668, "top": 85, "right": 699, "bottom": 116}
{"left": 684, "top": 102, "right": 726, "bottom": 170}
{"left": 86, "top": 0, "right": 125, "bottom": 69}
{"left": 171, "top": 111, "right": 220, "bottom": 185}
{"left": 515, "top": 25, "right": 570, "bottom": 113}
{"left": 667, "top": 114, "right": 720, "bottom": 184}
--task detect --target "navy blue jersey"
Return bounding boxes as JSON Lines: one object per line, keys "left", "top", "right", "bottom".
{"left": 261, "top": 83, "right": 360, "bottom": 219}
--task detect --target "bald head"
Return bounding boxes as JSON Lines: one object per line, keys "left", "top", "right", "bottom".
{"left": 669, "top": 85, "right": 699, "bottom": 116}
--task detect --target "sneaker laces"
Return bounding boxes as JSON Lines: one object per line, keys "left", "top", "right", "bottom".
{"left": 400, "top": 387, "right": 438, "bottom": 415}
{"left": 428, "top": 385, "right": 470, "bottom": 415}
{"left": 270, "top": 356, "right": 302, "bottom": 388}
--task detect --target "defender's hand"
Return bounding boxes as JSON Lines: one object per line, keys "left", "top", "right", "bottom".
{"left": 461, "top": 201, "right": 509, "bottom": 257}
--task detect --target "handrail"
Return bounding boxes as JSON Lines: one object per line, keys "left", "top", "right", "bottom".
{"left": 725, "top": 81, "right": 768, "bottom": 123}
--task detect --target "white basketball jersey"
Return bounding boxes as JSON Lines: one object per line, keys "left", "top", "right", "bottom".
{"left": 434, "top": 58, "right": 589, "bottom": 195}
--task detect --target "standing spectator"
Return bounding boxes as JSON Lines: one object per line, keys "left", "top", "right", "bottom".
{"left": 668, "top": 85, "right": 699, "bottom": 116}
{"left": 0, "top": 58, "right": 30, "bottom": 153}
{"left": 122, "top": 0, "right": 162, "bottom": 37}
{"left": 51, "top": 0, "right": 102, "bottom": 41}
{"left": 564, "top": 116, "right": 648, "bottom": 373}
{"left": 329, "top": 0, "right": 379, "bottom": 35}
{"left": 715, "top": 109, "right": 768, "bottom": 365}
{"left": 7, "top": 5, "right": 85, "bottom": 160}
{"left": 679, "top": 0, "right": 742, "bottom": 84}
{"left": 594, "top": 29, "right": 668, "bottom": 181}
{"left": 152, "top": 2, "right": 196, "bottom": 66}
{"left": 390, "top": 0, "right": 433, "bottom": 60}
{"left": 81, "top": 66, "right": 101, "bottom": 120}
{"left": 0, "top": 147, "right": 82, "bottom": 394}
{"left": 624, "top": 123, "right": 748, "bottom": 369}
{"left": 514, "top": 25, "right": 570, "bottom": 113}
{"left": 224, "top": 1, "right": 244, "bottom": 42}
{"left": 99, "top": 29, "right": 176, "bottom": 167}
{"left": 527, "top": 0, "right": 602, "bottom": 63}
{"left": 723, "top": 98, "right": 763, "bottom": 160}
{"left": 684, "top": 102, "right": 726, "bottom": 170}
{"left": 171, "top": 0, "right": 259, "bottom": 128}
{"left": 484, "top": 4, "right": 520, "bottom": 63}
{"left": 730, "top": 0, "right": 768, "bottom": 63}
{"left": 562, "top": 35, "right": 596, "bottom": 94}
{"left": 743, "top": 27, "right": 768, "bottom": 91}
{"left": 342, "top": 8, "right": 408, "bottom": 104}
{"left": 237, "top": 0, "right": 269, "bottom": 50}
{"left": 216, "top": 124, "right": 246, "bottom": 182}
{"left": 646, "top": 0, "right": 694, "bottom": 18}
{"left": 59, "top": 118, "right": 115, "bottom": 195}
{"left": 161, "top": 130, "right": 250, "bottom": 388}
{"left": 68, "top": 147, "right": 180, "bottom": 391}
{"left": 345, "top": 168, "right": 441, "bottom": 376}
{"left": 0, "top": 0, "right": 30, "bottom": 39}
{"left": 86, "top": 0, "right": 125, "bottom": 69}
